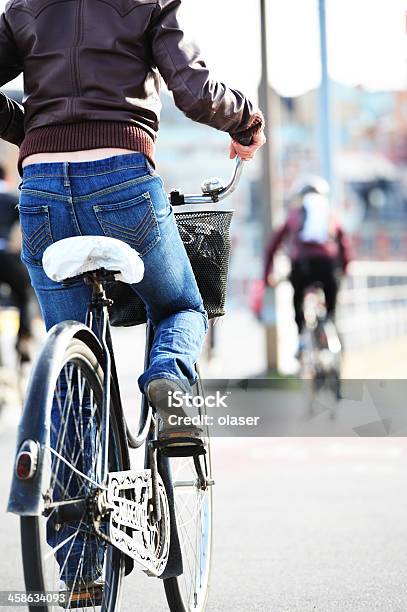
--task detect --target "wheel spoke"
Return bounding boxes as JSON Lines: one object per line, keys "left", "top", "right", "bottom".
{"left": 43, "top": 530, "right": 78, "bottom": 561}
{"left": 46, "top": 446, "right": 104, "bottom": 490}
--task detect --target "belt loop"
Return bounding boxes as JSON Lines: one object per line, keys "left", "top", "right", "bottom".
{"left": 63, "top": 161, "right": 70, "bottom": 188}
{"left": 145, "top": 158, "right": 155, "bottom": 176}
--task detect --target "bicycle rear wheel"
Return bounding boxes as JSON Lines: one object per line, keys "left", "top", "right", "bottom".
{"left": 163, "top": 370, "right": 213, "bottom": 612}
{"left": 20, "top": 336, "right": 126, "bottom": 612}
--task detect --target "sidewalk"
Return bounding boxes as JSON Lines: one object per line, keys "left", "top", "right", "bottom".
{"left": 342, "top": 336, "right": 407, "bottom": 379}
{"left": 199, "top": 307, "right": 407, "bottom": 381}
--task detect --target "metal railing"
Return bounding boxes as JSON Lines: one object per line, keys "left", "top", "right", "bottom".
{"left": 337, "top": 260, "right": 407, "bottom": 349}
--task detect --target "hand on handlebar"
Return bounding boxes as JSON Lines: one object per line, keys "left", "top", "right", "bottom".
{"left": 229, "top": 129, "right": 266, "bottom": 161}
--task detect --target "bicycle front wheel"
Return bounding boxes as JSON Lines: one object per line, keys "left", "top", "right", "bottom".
{"left": 20, "top": 335, "right": 126, "bottom": 612}
{"left": 163, "top": 370, "right": 213, "bottom": 612}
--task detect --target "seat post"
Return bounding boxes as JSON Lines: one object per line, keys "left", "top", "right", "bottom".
{"left": 83, "top": 273, "right": 105, "bottom": 302}
{"left": 83, "top": 270, "right": 114, "bottom": 478}
{"left": 91, "top": 278, "right": 105, "bottom": 302}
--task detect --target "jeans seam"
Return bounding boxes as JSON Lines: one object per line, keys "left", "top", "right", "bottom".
{"left": 132, "top": 216, "right": 156, "bottom": 244}
{"left": 23, "top": 221, "right": 49, "bottom": 245}
{"left": 100, "top": 207, "right": 153, "bottom": 239}
{"left": 68, "top": 201, "right": 82, "bottom": 236}
{"left": 23, "top": 230, "right": 49, "bottom": 254}
{"left": 94, "top": 191, "right": 160, "bottom": 255}
{"left": 135, "top": 194, "right": 160, "bottom": 255}
{"left": 93, "top": 191, "right": 149, "bottom": 213}
{"left": 20, "top": 207, "right": 53, "bottom": 261}
{"left": 98, "top": 225, "right": 160, "bottom": 255}
{"left": 73, "top": 164, "right": 147, "bottom": 178}
{"left": 72, "top": 175, "right": 153, "bottom": 202}
{"left": 20, "top": 189, "right": 68, "bottom": 201}
{"left": 100, "top": 218, "right": 155, "bottom": 244}
{"left": 30, "top": 234, "right": 51, "bottom": 254}
{"left": 94, "top": 193, "right": 150, "bottom": 222}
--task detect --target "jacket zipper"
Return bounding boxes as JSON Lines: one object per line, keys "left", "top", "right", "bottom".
{"left": 69, "top": 0, "right": 83, "bottom": 115}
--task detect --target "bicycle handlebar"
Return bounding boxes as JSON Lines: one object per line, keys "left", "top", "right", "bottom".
{"left": 169, "top": 157, "right": 245, "bottom": 206}
{"left": 235, "top": 134, "right": 253, "bottom": 147}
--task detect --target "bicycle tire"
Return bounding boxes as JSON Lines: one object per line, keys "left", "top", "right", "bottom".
{"left": 20, "top": 336, "right": 126, "bottom": 612}
{"left": 163, "top": 368, "right": 213, "bottom": 612}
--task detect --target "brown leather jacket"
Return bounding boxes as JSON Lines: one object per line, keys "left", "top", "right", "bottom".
{"left": 0, "top": 0, "right": 263, "bottom": 149}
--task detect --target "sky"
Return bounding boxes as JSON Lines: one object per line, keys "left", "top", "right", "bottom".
{"left": 0, "top": 0, "right": 406, "bottom": 98}
{"left": 180, "top": 0, "right": 407, "bottom": 97}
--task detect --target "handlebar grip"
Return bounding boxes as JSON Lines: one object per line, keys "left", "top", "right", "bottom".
{"left": 235, "top": 134, "right": 252, "bottom": 146}
{"left": 170, "top": 190, "right": 185, "bottom": 206}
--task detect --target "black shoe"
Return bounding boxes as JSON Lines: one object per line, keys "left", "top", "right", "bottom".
{"left": 146, "top": 379, "right": 203, "bottom": 448}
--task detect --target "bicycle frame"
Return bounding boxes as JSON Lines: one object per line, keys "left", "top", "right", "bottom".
{"left": 81, "top": 271, "right": 156, "bottom": 474}
{"left": 84, "top": 272, "right": 121, "bottom": 479}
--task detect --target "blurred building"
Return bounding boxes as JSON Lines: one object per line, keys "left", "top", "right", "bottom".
{"left": 267, "top": 83, "right": 407, "bottom": 261}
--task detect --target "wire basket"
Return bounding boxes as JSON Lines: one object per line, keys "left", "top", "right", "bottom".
{"left": 107, "top": 209, "right": 234, "bottom": 326}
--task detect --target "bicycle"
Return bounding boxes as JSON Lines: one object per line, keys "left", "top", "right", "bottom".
{"left": 299, "top": 283, "right": 342, "bottom": 414}
{"left": 7, "top": 157, "right": 244, "bottom": 612}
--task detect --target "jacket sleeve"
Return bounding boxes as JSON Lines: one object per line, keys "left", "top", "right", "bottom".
{"left": 149, "top": 0, "right": 264, "bottom": 142}
{"left": 264, "top": 221, "right": 290, "bottom": 281}
{"left": 0, "top": 11, "right": 24, "bottom": 147}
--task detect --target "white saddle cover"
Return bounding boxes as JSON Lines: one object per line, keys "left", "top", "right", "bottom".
{"left": 42, "top": 236, "right": 144, "bottom": 284}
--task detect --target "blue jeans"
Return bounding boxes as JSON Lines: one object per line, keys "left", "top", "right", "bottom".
{"left": 19, "top": 153, "right": 208, "bottom": 392}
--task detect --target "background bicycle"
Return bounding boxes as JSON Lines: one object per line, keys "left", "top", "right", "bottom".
{"left": 299, "top": 284, "right": 342, "bottom": 416}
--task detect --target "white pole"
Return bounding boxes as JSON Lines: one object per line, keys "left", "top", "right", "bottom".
{"left": 318, "top": 0, "right": 332, "bottom": 187}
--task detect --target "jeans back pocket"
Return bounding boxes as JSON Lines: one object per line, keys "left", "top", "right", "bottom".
{"left": 19, "top": 204, "right": 53, "bottom": 266}
{"left": 93, "top": 191, "right": 160, "bottom": 256}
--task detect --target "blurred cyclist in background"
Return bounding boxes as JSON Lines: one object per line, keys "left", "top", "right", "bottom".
{"left": 0, "top": 163, "right": 32, "bottom": 361}
{"left": 264, "top": 176, "right": 351, "bottom": 345}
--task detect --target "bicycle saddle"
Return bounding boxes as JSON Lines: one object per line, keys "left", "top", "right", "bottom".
{"left": 42, "top": 236, "right": 145, "bottom": 284}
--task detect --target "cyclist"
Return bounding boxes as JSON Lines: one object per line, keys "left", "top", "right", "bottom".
{"left": 264, "top": 176, "right": 350, "bottom": 350}
{"left": 0, "top": 2, "right": 265, "bottom": 441}
{"left": 0, "top": 162, "right": 33, "bottom": 361}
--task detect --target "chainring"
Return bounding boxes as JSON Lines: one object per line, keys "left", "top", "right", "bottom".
{"left": 105, "top": 469, "right": 170, "bottom": 576}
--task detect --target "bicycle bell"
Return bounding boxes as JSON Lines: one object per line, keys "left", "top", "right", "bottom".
{"left": 201, "top": 176, "right": 225, "bottom": 195}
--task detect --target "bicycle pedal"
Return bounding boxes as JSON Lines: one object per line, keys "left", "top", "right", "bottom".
{"left": 59, "top": 584, "right": 104, "bottom": 609}
{"left": 151, "top": 437, "right": 206, "bottom": 458}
